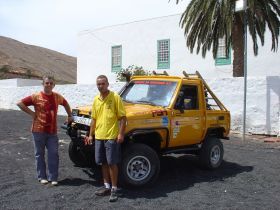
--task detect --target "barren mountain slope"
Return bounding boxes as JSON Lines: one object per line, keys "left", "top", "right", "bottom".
{"left": 0, "top": 36, "right": 76, "bottom": 83}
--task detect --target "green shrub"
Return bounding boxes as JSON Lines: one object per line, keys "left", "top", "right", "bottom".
{"left": 115, "top": 65, "right": 150, "bottom": 82}
{"left": 0, "top": 65, "right": 10, "bottom": 73}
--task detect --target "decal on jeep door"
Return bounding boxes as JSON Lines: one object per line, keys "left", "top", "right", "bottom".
{"left": 162, "top": 116, "right": 168, "bottom": 127}
{"left": 171, "top": 120, "right": 180, "bottom": 138}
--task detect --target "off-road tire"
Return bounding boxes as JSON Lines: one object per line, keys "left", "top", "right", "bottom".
{"left": 120, "top": 143, "right": 160, "bottom": 187}
{"left": 68, "top": 141, "right": 94, "bottom": 167}
{"left": 199, "top": 137, "right": 224, "bottom": 169}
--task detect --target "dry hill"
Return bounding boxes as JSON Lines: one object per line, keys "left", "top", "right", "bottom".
{"left": 0, "top": 36, "right": 76, "bottom": 84}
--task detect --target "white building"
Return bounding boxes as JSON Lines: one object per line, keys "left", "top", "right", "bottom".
{"left": 74, "top": 14, "right": 280, "bottom": 136}
{"left": 77, "top": 14, "right": 279, "bottom": 84}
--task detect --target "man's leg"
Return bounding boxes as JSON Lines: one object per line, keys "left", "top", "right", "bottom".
{"left": 46, "top": 134, "right": 59, "bottom": 182}
{"left": 105, "top": 140, "right": 121, "bottom": 186}
{"left": 32, "top": 132, "right": 47, "bottom": 181}
{"left": 108, "top": 164, "right": 118, "bottom": 188}
{"left": 105, "top": 140, "right": 121, "bottom": 202}
{"left": 95, "top": 140, "right": 111, "bottom": 196}
{"left": 101, "top": 164, "right": 111, "bottom": 185}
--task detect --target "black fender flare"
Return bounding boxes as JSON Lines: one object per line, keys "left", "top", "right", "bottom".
{"left": 124, "top": 127, "right": 169, "bottom": 151}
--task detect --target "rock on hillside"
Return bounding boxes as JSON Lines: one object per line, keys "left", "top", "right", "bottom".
{"left": 0, "top": 36, "right": 76, "bottom": 84}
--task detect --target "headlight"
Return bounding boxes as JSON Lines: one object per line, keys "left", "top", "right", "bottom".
{"left": 72, "top": 109, "right": 79, "bottom": 116}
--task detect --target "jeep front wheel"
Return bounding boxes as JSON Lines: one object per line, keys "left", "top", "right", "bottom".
{"left": 120, "top": 143, "right": 160, "bottom": 187}
{"left": 199, "top": 137, "right": 224, "bottom": 169}
{"left": 68, "top": 141, "right": 95, "bottom": 167}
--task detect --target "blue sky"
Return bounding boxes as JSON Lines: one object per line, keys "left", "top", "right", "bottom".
{"left": 0, "top": 0, "right": 188, "bottom": 56}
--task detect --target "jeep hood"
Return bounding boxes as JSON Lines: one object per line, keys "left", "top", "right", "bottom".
{"left": 74, "top": 103, "right": 167, "bottom": 118}
{"left": 124, "top": 103, "right": 167, "bottom": 119}
{"left": 73, "top": 105, "right": 91, "bottom": 116}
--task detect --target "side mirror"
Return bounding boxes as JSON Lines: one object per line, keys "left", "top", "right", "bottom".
{"left": 175, "top": 91, "right": 185, "bottom": 113}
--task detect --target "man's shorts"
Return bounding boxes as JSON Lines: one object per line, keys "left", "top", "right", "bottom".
{"left": 95, "top": 139, "right": 121, "bottom": 165}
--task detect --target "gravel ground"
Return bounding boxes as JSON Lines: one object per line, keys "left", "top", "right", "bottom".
{"left": 0, "top": 109, "right": 280, "bottom": 210}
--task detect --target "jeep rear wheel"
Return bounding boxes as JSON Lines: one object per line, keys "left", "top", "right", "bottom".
{"left": 199, "top": 137, "right": 224, "bottom": 169}
{"left": 68, "top": 141, "right": 95, "bottom": 167}
{"left": 120, "top": 143, "right": 160, "bottom": 187}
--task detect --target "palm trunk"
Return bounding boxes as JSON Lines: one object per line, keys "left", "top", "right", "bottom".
{"left": 232, "top": 14, "right": 244, "bottom": 77}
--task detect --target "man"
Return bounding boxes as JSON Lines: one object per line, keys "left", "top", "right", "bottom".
{"left": 88, "top": 75, "right": 126, "bottom": 202}
{"left": 17, "top": 74, "right": 72, "bottom": 186}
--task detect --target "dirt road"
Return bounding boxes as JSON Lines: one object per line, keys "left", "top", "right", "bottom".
{"left": 0, "top": 110, "right": 279, "bottom": 209}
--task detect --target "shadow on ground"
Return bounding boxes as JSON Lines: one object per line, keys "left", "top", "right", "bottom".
{"left": 122, "top": 155, "right": 253, "bottom": 198}
{"left": 59, "top": 167, "right": 102, "bottom": 187}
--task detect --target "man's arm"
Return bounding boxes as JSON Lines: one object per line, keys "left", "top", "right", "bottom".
{"left": 117, "top": 116, "right": 127, "bottom": 143}
{"left": 88, "top": 119, "right": 96, "bottom": 144}
{"left": 17, "top": 101, "right": 36, "bottom": 119}
{"left": 63, "top": 100, "right": 73, "bottom": 123}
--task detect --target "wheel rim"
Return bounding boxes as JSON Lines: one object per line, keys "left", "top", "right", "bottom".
{"left": 126, "top": 155, "right": 151, "bottom": 181}
{"left": 210, "top": 145, "right": 221, "bottom": 165}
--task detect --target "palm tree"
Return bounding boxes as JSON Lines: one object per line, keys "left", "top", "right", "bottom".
{"left": 174, "top": 0, "right": 280, "bottom": 77}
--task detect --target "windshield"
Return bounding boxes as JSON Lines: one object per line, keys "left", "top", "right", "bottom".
{"left": 121, "top": 80, "right": 178, "bottom": 107}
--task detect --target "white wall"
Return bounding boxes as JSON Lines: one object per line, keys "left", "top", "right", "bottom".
{"left": 206, "top": 76, "right": 280, "bottom": 135}
{"left": 77, "top": 14, "right": 280, "bottom": 84}
{"left": 0, "top": 77, "right": 279, "bottom": 136}
{"left": 0, "top": 82, "right": 124, "bottom": 113}
{"left": 0, "top": 78, "right": 42, "bottom": 87}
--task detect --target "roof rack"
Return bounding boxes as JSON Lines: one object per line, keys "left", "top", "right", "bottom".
{"left": 152, "top": 70, "right": 169, "bottom": 76}
{"left": 182, "top": 70, "right": 228, "bottom": 111}
{"left": 182, "top": 70, "right": 198, "bottom": 78}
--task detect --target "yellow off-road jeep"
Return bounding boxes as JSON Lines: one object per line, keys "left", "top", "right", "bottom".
{"left": 63, "top": 71, "right": 230, "bottom": 187}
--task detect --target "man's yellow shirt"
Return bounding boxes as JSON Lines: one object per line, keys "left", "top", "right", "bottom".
{"left": 91, "top": 91, "right": 126, "bottom": 139}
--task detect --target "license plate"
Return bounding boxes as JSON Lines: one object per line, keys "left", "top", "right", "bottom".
{"left": 73, "top": 116, "right": 91, "bottom": 126}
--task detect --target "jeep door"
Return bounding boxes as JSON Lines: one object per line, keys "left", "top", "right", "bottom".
{"left": 169, "top": 82, "right": 205, "bottom": 146}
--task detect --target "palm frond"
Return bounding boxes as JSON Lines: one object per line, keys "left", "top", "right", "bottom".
{"left": 177, "top": 0, "right": 280, "bottom": 58}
